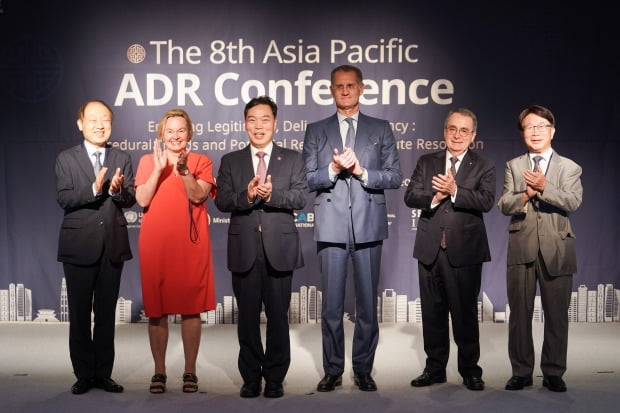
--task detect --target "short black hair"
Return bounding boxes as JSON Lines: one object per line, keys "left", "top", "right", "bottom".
{"left": 244, "top": 96, "right": 277, "bottom": 119}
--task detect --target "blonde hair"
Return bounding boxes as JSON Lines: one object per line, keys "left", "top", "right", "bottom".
{"left": 156, "top": 108, "right": 194, "bottom": 141}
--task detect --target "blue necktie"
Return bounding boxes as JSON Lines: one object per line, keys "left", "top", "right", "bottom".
{"left": 344, "top": 117, "right": 355, "bottom": 148}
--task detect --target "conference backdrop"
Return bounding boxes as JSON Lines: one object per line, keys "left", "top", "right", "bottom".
{"left": 0, "top": 0, "right": 617, "bottom": 322}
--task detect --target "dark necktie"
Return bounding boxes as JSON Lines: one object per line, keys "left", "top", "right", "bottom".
{"left": 93, "top": 151, "right": 103, "bottom": 175}
{"left": 256, "top": 151, "right": 267, "bottom": 185}
{"left": 450, "top": 156, "right": 458, "bottom": 177}
{"left": 532, "top": 155, "right": 543, "bottom": 172}
{"left": 531, "top": 155, "right": 544, "bottom": 208}
{"left": 344, "top": 117, "right": 355, "bottom": 148}
{"left": 440, "top": 156, "right": 458, "bottom": 249}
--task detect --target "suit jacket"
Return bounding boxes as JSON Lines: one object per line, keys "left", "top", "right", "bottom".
{"left": 404, "top": 150, "right": 496, "bottom": 267}
{"left": 214, "top": 144, "right": 307, "bottom": 273}
{"left": 302, "top": 112, "right": 402, "bottom": 244}
{"left": 56, "top": 143, "right": 136, "bottom": 265}
{"left": 497, "top": 150, "right": 582, "bottom": 276}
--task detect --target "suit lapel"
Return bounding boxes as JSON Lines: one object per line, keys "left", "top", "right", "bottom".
{"left": 354, "top": 113, "right": 374, "bottom": 158}
{"left": 457, "top": 151, "right": 479, "bottom": 180}
{"left": 240, "top": 145, "right": 255, "bottom": 181}
{"left": 545, "top": 150, "right": 560, "bottom": 184}
{"left": 434, "top": 151, "right": 446, "bottom": 176}
{"left": 513, "top": 153, "right": 530, "bottom": 176}
{"left": 267, "top": 144, "right": 285, "bottom": 176}
{"left": 77, "top": 143, "right": 96, "bottom": 179}
{"left": 326, "top": 115, "right": 342, "bottom": 151}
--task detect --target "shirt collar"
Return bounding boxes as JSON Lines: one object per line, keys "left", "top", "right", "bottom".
{"left": 251, "top": 141, "right": 274, "bottom": 157}
{"left": 530, "top": 147, "right": 553, "bottom": 162}
{"left": 447, "top": 150, "right": 467, "bottom": 162}
{"left": 84, "top": 140, "right": 105, "bottom": 157}
{"left": 337, "top": 112, "right": 359, "bottom": 124}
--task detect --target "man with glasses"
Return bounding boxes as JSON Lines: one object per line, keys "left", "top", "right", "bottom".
{"left": 498, "top": 105, "right": 582, "bottom": 392}
{"left": 404, "top": 108, "right": 496, "bottom": 391}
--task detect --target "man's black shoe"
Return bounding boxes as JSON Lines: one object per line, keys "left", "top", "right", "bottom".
{"left": 543, "top": 375, "right": 567, "bottom": 392}
{"left": 317, "top": 374, "right": 342, "bottom": 392}
{"left": 93, "top": 378, "right": 124, "bottom": 393}
{"left": 263, "top": 381, "right": 284, "bottom": 398}
{"left": 240, "top": 381, "right": 261, "bottom": 398}
{"left": 463, "top": 375, "right": 485, "bottom": 391}
{"left": 354, "top": 372, "right": 377, "bottom": 391}
{"left": 505, "top": 375, "right": 533, "bottom": 390}
{"left": 410, "top": 371, "right": 447, "bottom": 387}
{"left": 71, "top": 378, "right": 93, "bottom": 395}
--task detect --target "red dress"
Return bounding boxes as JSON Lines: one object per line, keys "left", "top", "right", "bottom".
{"left": 136, "top": 152, "right": 217, "bottom": 317}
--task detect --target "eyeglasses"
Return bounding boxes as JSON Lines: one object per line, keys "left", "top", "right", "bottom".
{"left": 445, "top": 126, "right": 474, "bottom": 136}
{"left": 523, "top": 124, "right": 552, "bottom": 133}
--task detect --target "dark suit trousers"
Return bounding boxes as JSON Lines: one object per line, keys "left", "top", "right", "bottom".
{"left": 507, "top": 252, "right": 572, "bottom": 377}
{"left": 232, "top": 233, "right": 292, "bottom": 385}
{"left": 418, "top": 249, "right": 482, "bottom": 378}
{"left": 63, "top": 251, "right": 123, "bottom": 380}
{"left": 318, "top": 239, "right": 382, "bottom": 376}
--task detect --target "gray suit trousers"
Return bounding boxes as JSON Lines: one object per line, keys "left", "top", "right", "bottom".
{"left": 507, "top": 252, "right": 572, "bottom": 377}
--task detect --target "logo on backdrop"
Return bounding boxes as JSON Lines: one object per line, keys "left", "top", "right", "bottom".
{"left": 295, "top": 211, "right": 314, "bottom": 229}
{"left": 127, "top": 44, "right": 147, "bottom": 64}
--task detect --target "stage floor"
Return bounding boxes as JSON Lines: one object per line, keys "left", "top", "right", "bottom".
{"left": 1, "top": 322, "right": 619, "bottom": 413}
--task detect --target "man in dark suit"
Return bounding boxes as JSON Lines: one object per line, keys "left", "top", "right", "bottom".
{"left": 302, "top": 65, "right": 402, "bottom": 392}
{"left": 55, "top": 100, "right": 135, "bottom": 394}
{"left": 498, "top": 105, "right": 582, "bottom": 392}
{"left": 404, "top": 108, "right": 495, "bottom": 391}
{"left": 214, "top": 96, "right": 307, "bottom": 399}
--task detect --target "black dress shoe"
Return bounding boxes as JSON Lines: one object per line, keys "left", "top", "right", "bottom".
{"left": 317, "top": 374, "right": 342, "bottom": 392}
{"left": 71, "top": 378, "right": 93, "bottom": 395}
{"left": 354, "top": 372, "right": 377, "bottom": 391}
{"left": 463, "top": 375, "right": 485, "bottom": 391}
{"left": 263, "top": 381, "right": 284, "bottom": 398}
{"left": 543, "top": 375, "right": 567, "bottom": 392}
{"left": 93, "top": 378, "right": 124, "bottom": 393}
{"left": 505, "top": 375, "right": 533, "bottom": 390}
{"left": 240, "top": 381, "right": 261, "bottom": 398}
{"left": 410, "top": 371, "right": 447, "bottom": 387}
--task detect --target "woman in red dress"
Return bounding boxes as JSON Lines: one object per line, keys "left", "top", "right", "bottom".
{"left": 135, "top": 109, "right": 216, "bottom": 394}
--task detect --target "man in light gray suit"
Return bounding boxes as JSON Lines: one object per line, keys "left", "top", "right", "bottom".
{"left": 302, "top": 65, "right": 402, "bottom": 392}
{"left": 498, "top": 105, "right": 583, "bottom": 393}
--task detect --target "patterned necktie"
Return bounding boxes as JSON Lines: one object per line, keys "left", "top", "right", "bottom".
{"left": 532, "top": 155, "right": 543, "bottom": 172}
{"left": 344, "top": 117, "right": 355, "bottom": 148}
{"left": 256, "top": 151, "right": 267, "bottom": 185}
{"left": 93, "top": 151, "right": 103, "bottom": 175}
{"left": 440, "top": 156, "right": 459, "bottom": 249}
{"left": 531, "top": 155, "right": 544, "bottom": 209}
{"left": 450, "top": 156, "right": 458, "bottom": 177}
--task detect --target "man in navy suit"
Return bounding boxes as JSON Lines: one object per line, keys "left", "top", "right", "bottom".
{"left": 302, "top": 65, "right": 402, "bottom": 392}
{"left": 55, "top": 100, "right": 135, "bottom": 394}
{"left": 215, "top": 96, "right": 307, "bottom": 399}
{"left": 404, "top": 108, "right": 495, "bottom": 391}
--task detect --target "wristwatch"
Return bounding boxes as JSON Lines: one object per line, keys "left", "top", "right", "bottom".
{"left": 180, "top": 168, "right": 190, "bottom": 176}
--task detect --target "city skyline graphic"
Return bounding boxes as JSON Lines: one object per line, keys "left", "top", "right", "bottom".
{"left": 1, "top": 278, "right": 619, "bottom": 325}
